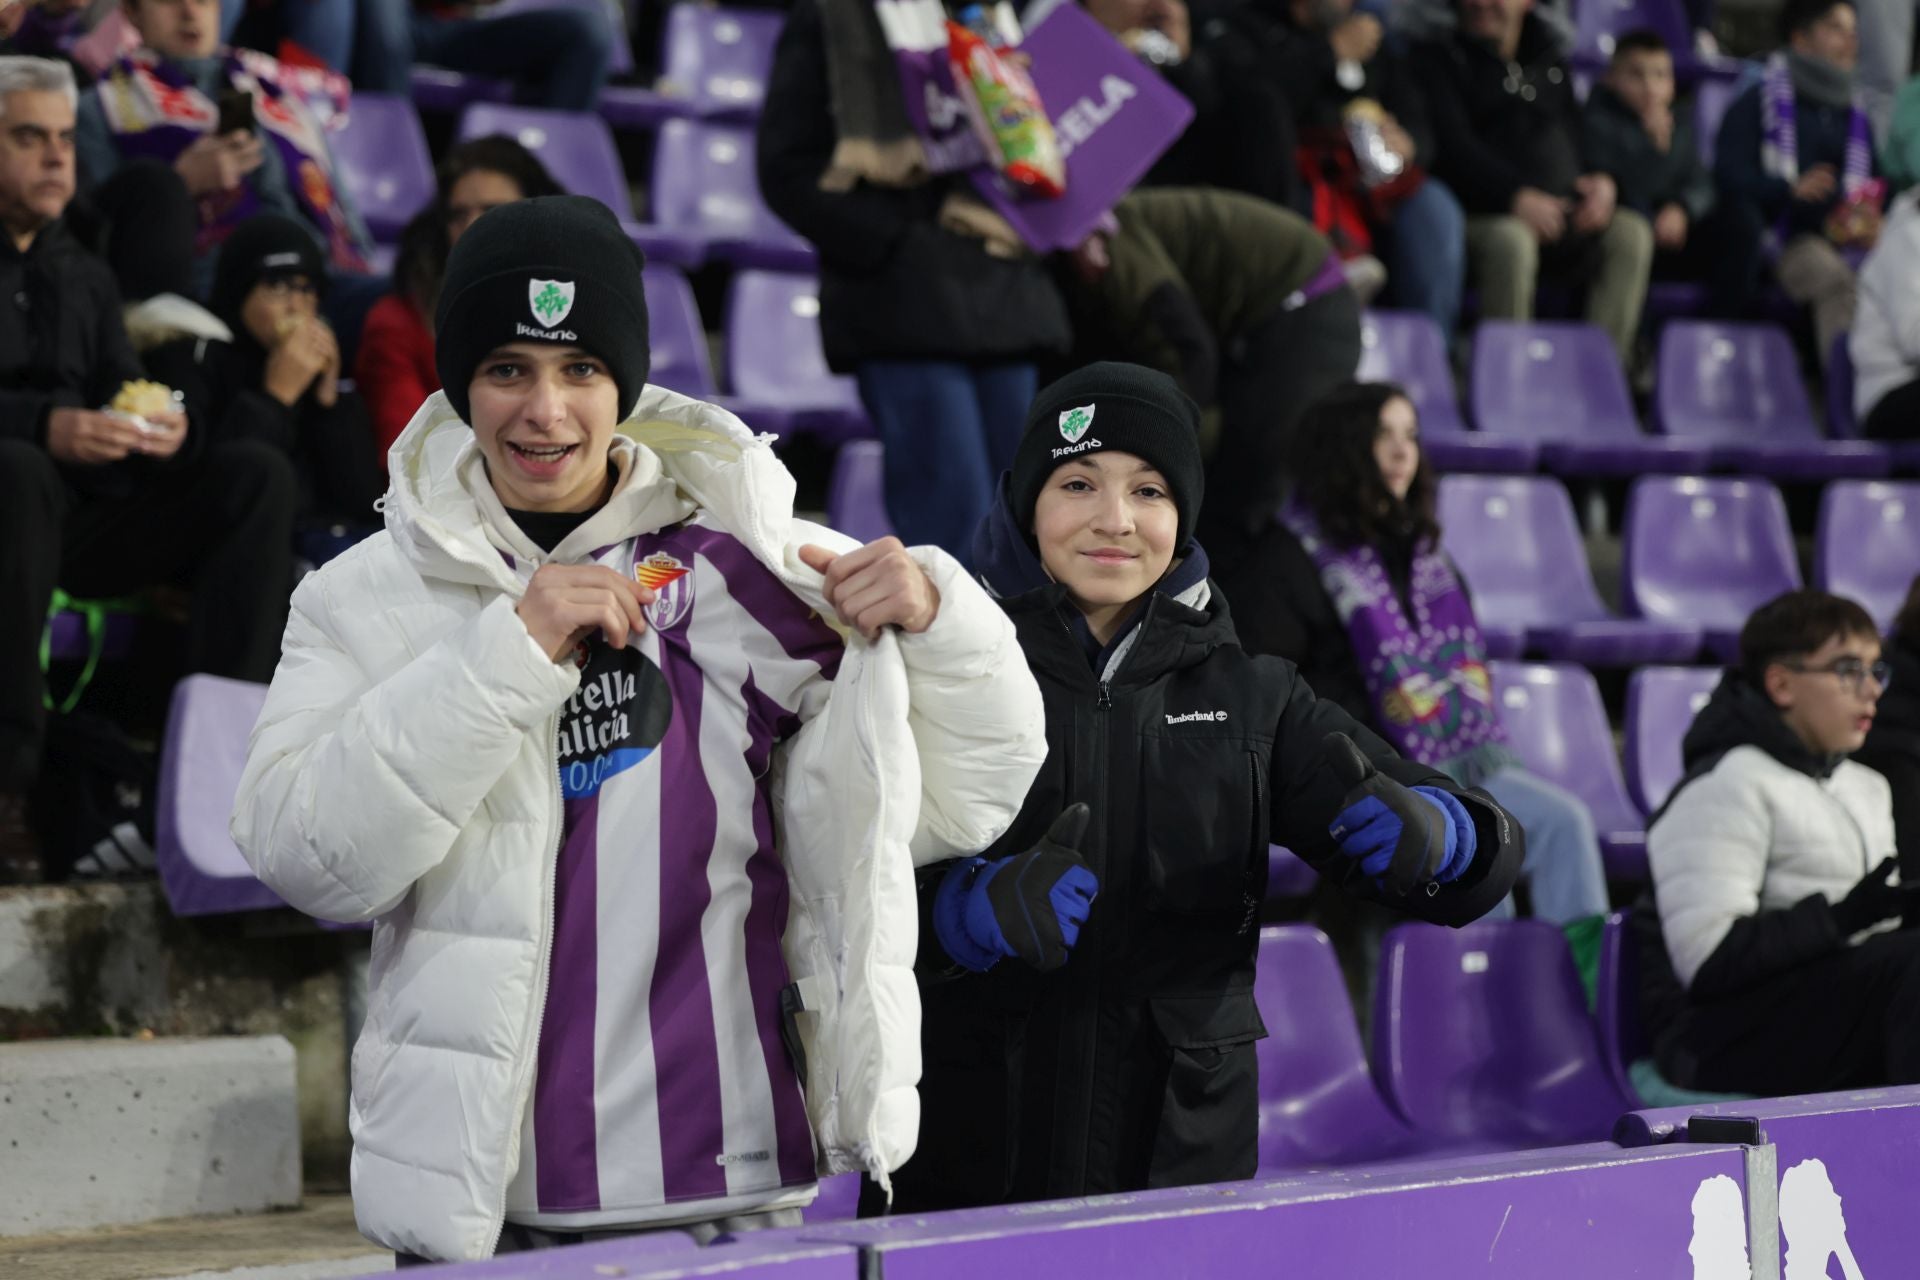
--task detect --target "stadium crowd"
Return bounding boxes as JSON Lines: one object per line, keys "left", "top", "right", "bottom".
{"left": 0, "top": 0, "right": 1917, "bottom": 1263}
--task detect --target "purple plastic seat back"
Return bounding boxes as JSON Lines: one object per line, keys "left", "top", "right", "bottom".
{"left": 1655, "top": 321, "right": 1818, "bottom": 443}
{"left": 1437, "top": 474, "right": 1611, "bottom": 628}
{"left": 1253, "top": 926, "right": 1422, "bottom": 1168}
{"left": 1371, "top": 920, "right": 1631, "bottom": 1144}
{"left": 1622, "top": 665, "right": 1723, "bottom": 815}
{"left": 1694, "top": 74, "right": 1745, "bottom": 164}
{"left": 156, "top": 674, "right": 286, "bottom": 916}
{"left": 1596, "top": 911, "right": 1644, "bottom": 1102}
{"left": 725, "top": 271, "right": 860, "bottom": 410}
{"left": 651, "top": 118, "right": 800, "bottom": 247}
{"left": 1470, "top": 321, "right": 1642, "bottom": 442}
{"left": 1358, "top": 310, "right": 1466, "bottom": 434}
{"left": 1574, "top": 0, "right": 1691, "bottom": 66}
{"left": 661, "top": 4, "right": 784, "bottom": 114}
{"left": 331, "top": 93, "right": 434, "bottom": 243}
{"left": 1816, "top": 480, "right": 1920, "bottom": 630}
{"left": 458, "top": 103, "right": 633, "bottom": 219}
{"left": 1266, "top": 846, "right": 1317, "bottom": 899}
{"left": 1488, "top": 660, "right": 1647, "bottom": 853}
{"left": 641, "top": 265, "right": 717, "bottom": 399}
{"left": 1623, "top": 476, "right": 1801, "bottom": 635}
{"left": 1828, "top": 334, "right": 1860, "bottom": 437}
{"left": 825, "top": 440, "right": 896, "bottom": 545}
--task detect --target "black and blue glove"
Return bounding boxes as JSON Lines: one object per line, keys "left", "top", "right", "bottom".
{"left": 1324, "top": 733, "right": 1477, "bottom": 895}
{"left": 933, "top": 804, "right": 1098, "bottom": 973}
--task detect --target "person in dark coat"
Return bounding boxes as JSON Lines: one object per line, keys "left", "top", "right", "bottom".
{"left": 871, "top": 363, "right": 1524, "bottom": 1214}
{"left": 755, "top": 0, "right": 1070, "bottom": 561}
{"left": 1581, "top": 30, "right": 1715, "bottom": 279}
{"left": 1854, "top": 577, "right": 1920, "bottom": 881}
{"left": 1418, "top": 0, "right": 1653, "bottom": 363}
{"left": 144, "top": 214, "right": 383, "bottom": 526}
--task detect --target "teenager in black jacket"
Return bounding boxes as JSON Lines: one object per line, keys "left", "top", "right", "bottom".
{"left": 873, "top": 363, "right": 1524, "bottom": 1214}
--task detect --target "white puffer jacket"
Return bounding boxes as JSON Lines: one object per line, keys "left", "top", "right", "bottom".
{"left": 1649, "top": 745, "right": 1897, "bottom": 988}
{"left": 230, "top": 387, "right": 1047, "bottom": 1261}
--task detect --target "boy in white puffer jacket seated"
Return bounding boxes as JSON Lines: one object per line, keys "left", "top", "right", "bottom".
{"left": 1641, "top": 590, "right": 1917, "bottom": 1097}
{"left": 229, "top": 195, "right": 1047, "bottom": 1263}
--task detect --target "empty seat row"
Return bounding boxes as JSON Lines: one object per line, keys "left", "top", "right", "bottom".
{"left": 1363, "top": 312, "right": 1912, "bottom": 481}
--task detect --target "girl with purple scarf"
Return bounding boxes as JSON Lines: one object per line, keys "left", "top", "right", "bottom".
{"left": 1223, "top": 382, "right": 1608, "bottom": 923}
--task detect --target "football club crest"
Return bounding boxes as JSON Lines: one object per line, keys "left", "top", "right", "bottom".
{"left": 1058, "top": 404, "right": 1095, "bottom": 443}
{"left": 529, "top": 278, "right": 575, "bottom": 328}
{"left": 636, "top": 553, "right": 694, "bottom": 631}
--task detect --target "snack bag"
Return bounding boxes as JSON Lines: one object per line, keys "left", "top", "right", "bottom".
{"left": 946, "top": 5, "right": 1065, "bottom": 200}
{"left": 108, "top": 379, "right": 181, "bottom": 433}
{"left": 1827, "top": 178, "right": 1887, "bottom": 248}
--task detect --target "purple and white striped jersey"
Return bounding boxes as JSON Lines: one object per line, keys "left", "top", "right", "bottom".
{"left": 502, "top": 515, "right": 843, "bottom": 1230}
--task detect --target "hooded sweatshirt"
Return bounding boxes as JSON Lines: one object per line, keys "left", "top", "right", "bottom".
{"left": 1646, "top": 672, "right": 1897, "bottom": 999}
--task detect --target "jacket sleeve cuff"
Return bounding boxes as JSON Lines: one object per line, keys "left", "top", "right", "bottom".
{"left": 895, "top": 547, "right": 1011, "bottom": 681}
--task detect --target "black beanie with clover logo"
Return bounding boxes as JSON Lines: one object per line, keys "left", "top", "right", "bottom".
{"left": 434, "top": 194, "right": 651, "bottom": 424}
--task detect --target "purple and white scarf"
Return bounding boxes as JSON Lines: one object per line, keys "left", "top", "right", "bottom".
{"left": 1281, "top": 503, "right": 1511, "bottom": 782}
{"left": 1761, "top": 51, "right": 1873, "bottom": 194}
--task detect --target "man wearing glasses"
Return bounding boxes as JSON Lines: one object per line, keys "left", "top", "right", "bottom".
{"left": 1641, "top": 590, "right": 1916, "bottom": 1095}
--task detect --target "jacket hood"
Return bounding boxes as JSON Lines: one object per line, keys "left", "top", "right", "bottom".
{"left": 1680, "top": 668, "right": 1840, "bottom": 782}
{"left": 379, "top": 386, "right": 823, "bottom": 597}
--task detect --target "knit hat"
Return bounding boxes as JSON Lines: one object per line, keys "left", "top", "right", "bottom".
{"left": 209, "top": 214, "right": 326, "bottom": 325}
{"left": 1009, "top": 362, "right": 1206, "bottom": 552}
{"left": 433, "top": 195, "right": 650, "bottom": 423}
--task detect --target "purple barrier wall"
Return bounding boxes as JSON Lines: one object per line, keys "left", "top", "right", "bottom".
{"left": 1617, "top": 1084, "right": 1920, "bottom": 1278}
{"left": 754, "top": 1145, "right": 1752, "bottom": 1279}
{"left": 408, "top": 1235, "right": 856, "bottom": 1279}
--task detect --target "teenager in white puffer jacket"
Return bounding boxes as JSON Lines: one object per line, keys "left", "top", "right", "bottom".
{"left": 229, "top": 197, "right": 1046, "bottom": 1263}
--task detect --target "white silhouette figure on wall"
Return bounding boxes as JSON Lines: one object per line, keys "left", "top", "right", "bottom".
{"left": 1690, "top": 1173, "right": 1753, "bottom": 1280}
{"left": 1780, "top": 1159, "right": 1865, "bottom": 1280}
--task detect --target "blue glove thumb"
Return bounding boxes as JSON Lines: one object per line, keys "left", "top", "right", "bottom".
{"left": 1411, "top": 786, "right": 1477, "bottom": 883}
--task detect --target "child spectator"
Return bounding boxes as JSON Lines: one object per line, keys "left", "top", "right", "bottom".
{"left": 1640, "top": 590, "right": 1916, "bottom": 1095}
{"left": 1582, "top": 29, "right": 1715, "bottom": 276}
{"left": 145, "top": 213, "right": 383, "bottom": 525}
{"left": 354, "top": 136, "right": 562, "bottom": 463}
{"left": 1712, "top": 0, "right": 1878, "bottom": 371}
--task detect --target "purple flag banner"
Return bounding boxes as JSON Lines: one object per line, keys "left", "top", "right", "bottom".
{"left": 890, "top": 1, "right": 1194, "bottom": 252}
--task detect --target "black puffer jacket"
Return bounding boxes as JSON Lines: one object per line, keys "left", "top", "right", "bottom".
{"left": 892, "top": 490, "right": 1524, "bottom": 1212}
{"left": 754, "top": 0, "right": 1071, "bottom": 372}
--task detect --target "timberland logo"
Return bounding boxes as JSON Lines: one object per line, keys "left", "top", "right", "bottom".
{"left": 1165, "top": 710, "right": 1227, "bottom": 725}
{"left": 1058, "top": 404, "right": 1095, "bottom": 443}
{"left": 529, "top": 278, "right": 575, "bottom": 328}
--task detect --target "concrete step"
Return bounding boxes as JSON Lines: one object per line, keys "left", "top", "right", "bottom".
{"left": 0, "top": 1036, "right": 301, "bottom": 1236}
{"left": 0, "top": 1193, "right": 386, "bottom": 1280}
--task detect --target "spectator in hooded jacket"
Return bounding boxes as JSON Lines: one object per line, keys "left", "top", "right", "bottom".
{"left": 878, "top": 362, "right": 1523, "bottom": 1214}
{"left": 1854, "top": 576, "right": 1920, "bottom": 877}
{"left": 1419, "top": 0, "right": 1654, "bottom": 363}
{"left": 145, "top": 213, "right": 383, "bottom": 525}
{"left": 1713, "top": 0, "right": 1879, "bottom": 370}
{"left": 230, "top": 194, "right": 1048, "bottom": 1263}
{"left": 757, "top": 0, "right": 1070, "bottom": 562}
{"left": 1582, "top": 30, "right": 1715, "bottom": 279}
{"left": 1641, "top": 590, "right": 1916, "bottom": 1096}
{"left": 354, "top": 135, "right": 563, "bottom": 464}
{"left": 0, "top": 55, "right": 293, "bottom": 886}
{"left": 1848, "top": 186, "right": 1920, "bottom": 437}
{"left": 1221, "top": 381, "right": 1609, "bottom": 923}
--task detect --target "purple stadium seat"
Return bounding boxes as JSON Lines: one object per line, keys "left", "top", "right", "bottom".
{"left": 1654, "top": 321, "right": 1892, "bottom": 478}
{"left": 1622, "top": 476, "right": 1801, "bottom": 662}
{"left": 1470, "top": 321, "right": 1714, "bottom": 475}
{"left": 659, "top": 4, "right": 784, "bottom": 119}
{"left": 644, "top": 119, "right": 816, "bottom": 271}
{"left": 825, "top": 440, "right": 896, "bottom": 544}
{"left": 1371, "top": 920, "right": 1634, "bottom": 1146}
{"left": 1489, "top": 660, "right": 1649, "bottom": 880}
{"left": 410, "top": 65, "right": 512, "bottom": 115}
{"left": 331, "top": 93, "right": 434, "bottom": 243}
{"left": 1828, "top": 333, "right": 1858, "bottom": 438}
{"left": 1693, "top": 71, "right": 1747, "bottom": 163}
{"left": 1266, "top": 846, "right": 1317, "bottom": 899}
{"left": 155, "top": 674, "right": 287, "bottom": 916}
{"left": 722, "top": 271, "right": 869, "bottom": 442}
{"left": 1622, "top": 665, "right": 1722, "bottom": 815}
{"left": 1573, "top": 0, "right": 1691, "bottom": 73}
{"left": 1437, "top": 474, "right": 1702, "bottom": 665}
{"left": 455, "top": 103, "right": 705, "bottom": 268}
{"left": 641, "top": 265, "right": 718, "bottom": 399}
{"left": 1595, "top": 911, "right": 1643, "bottom": 1103}
{"left": 1816, "top": 481, "right": 1920, "bottom": 631}
{"left": 803, "top": 1173, "right": 860, "bottom": 1224}
{"left": 1252, "top": 925, "right": 1429, "bottom": 1170}
{"left": 1358, "top": 310, "right": 1537, "bottom": 473}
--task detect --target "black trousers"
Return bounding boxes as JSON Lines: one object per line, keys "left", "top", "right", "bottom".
{"left": 1199, "top": 285, "right": 1364, "bottom": 577}
{"left": 1656, "top": 929, "right": 1920, "bottom": 1095}
{"left": 1862, "top": 376, "right": 1920, "bottom": 441}
{"left": 0, "top": 438, "right": 296, "bottom": 791}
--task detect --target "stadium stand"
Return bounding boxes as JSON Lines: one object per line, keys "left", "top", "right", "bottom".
{"left": 1622, "top": 476, "right": 1804, "bottom": 661}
